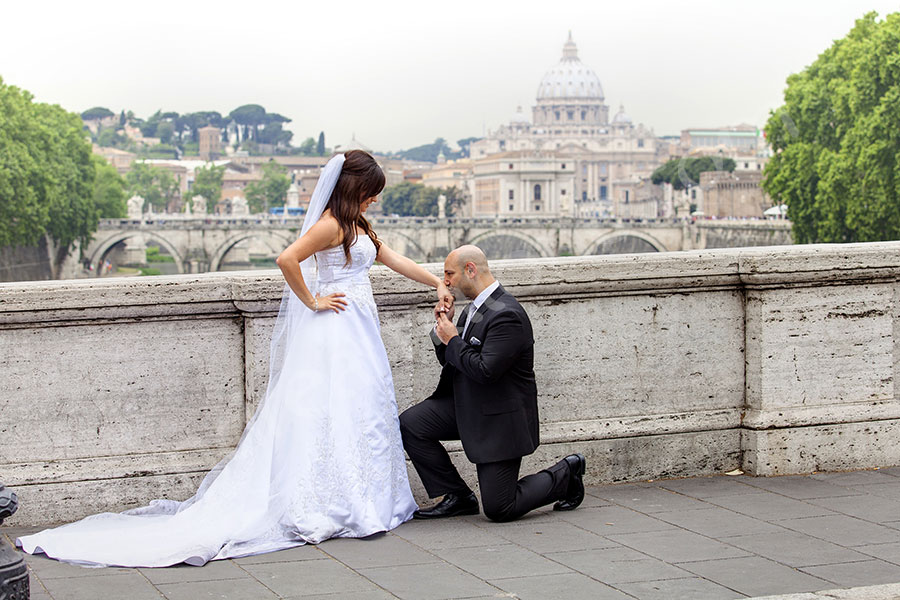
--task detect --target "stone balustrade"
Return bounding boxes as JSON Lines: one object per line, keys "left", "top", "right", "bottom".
{"left": 2, "top": 242, "right": 899, "bottom": 526}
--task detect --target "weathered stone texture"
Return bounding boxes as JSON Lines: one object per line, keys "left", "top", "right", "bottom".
{"left": 3, "top": 242, "right": 900, "bottom": 525}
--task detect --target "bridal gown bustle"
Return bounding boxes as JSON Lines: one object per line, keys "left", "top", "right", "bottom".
{"left": 17, "top": 235, "right": 418, "bottom": 567}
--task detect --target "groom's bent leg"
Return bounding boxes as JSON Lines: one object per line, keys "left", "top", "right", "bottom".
{"left": 477, "top": 458, "right": 568, "bottom": 522}
{"left": 399, "top": 398, "right": 470, "bottom": 498}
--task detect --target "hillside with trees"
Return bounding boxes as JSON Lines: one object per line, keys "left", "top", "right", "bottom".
{"left": 83, "top": 104, "right": 331, "bottom": 158}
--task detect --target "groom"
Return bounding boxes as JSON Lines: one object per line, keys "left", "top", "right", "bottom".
{"left": 399, "top": 245, "right": 586, "bottom": 522}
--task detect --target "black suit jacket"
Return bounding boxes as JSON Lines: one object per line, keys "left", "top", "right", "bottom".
{"left": 428, "top": 284, "right": 540, "bottom": 464}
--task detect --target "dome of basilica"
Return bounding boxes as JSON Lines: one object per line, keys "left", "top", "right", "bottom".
{"left": 612, "top": 104, "right": 632, "bottom": 124}
{"left": 509, "top": 106, "right": 530, "bottom": 124}
{"left": 536, "top": 33, "right": 604, "bottom": 101}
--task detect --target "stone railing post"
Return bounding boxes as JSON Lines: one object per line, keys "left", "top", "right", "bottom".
{"left": 740, "top": 244, "right": 900, "bottom": 475}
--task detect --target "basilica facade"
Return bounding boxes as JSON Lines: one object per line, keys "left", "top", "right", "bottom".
{"left": 433, "top": 34, "right": 668, "bottom": 218}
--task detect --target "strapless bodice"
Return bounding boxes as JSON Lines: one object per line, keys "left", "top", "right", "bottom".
{"left": 314, "top": 235, "right": 378, "bottom": 320}
{"left": 315, "top": 234, "right": 376, "bottom": 286}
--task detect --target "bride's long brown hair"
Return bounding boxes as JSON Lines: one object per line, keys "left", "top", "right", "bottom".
{"left": 327, "top": 150, "right": 384, "bottom": 265}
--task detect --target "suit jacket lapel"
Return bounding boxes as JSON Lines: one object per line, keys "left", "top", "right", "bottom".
{"left": 464, "top": 285, "right": 505, "bottom": 342}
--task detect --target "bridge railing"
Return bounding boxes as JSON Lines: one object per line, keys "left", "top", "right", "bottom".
{"left": 5, "top": 242, "right": 888, "bottom": 526}
{"left": 98, "top": 215, "right": 791, "bottom": 229}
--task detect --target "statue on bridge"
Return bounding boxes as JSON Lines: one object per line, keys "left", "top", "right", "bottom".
{"left": 127, "top": 195, "right": 144, "bottom": 220}
{"left": 191, "top": 195, "right": 207, "bottom": 215}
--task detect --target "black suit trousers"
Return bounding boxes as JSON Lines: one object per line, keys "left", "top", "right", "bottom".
{"left": 400, "top": 397, "right": 570, "bottom": 522}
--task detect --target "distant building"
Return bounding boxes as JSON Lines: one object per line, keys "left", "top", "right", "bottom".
{"left": 698, "top": 170, "right": 772, "bottom": 218}
{"left": 452, "top": 33, "right": 665, "bottom": 218}
{"left": 198, "top": 126, "right": 222, "bottom": 161}
{"left": 93, "top": 145, "right": 137, "bottom": 174}
{"left": 680, "top": 125, "right": 764, "bottom": 156}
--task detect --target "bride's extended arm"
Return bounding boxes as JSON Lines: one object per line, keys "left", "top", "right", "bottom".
{"left": 276, "top": 219, "right": 348, "bottom": 313}
{"left": 377, "top": 243, "right": 453, "bottom": 307}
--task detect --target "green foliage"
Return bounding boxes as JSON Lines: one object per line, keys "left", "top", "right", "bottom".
{"left": 229, "top": 104, "right": 266, "bottom": 143}
{"left": 192, "top": 163, "right": 225, "bottom": 208}
{"left": 81, "top": 106, "right": 114, "bottom": 121}
{"left": 456, "top": 136, "right": 482, "bottom": 158}
{"left": 139, "top": 267, "right": 162, "bottom": 276}
{"left": 126, "top": 161, "right": 178, "bottom": 211}
{"left": 140, "top": 144, "right": 179, "bottom": 159}
{"left": 396, "top": 138, "right": 457, "bottom": 163}
{"left": 381, "top": 182, "right": 466, "bottom": 216}
{"left": 651, "top": 156, "right": 736, "bottom": 190}
{"left": 0, "top": 77, "right": 98, "bottom": 249}
{"left": 298, "top": 137, "right": 316, "bottom": 155}
{"left": 145, "top": 246, "right": 174, "bottom": 263}
{"left": 316, "top": 131, "right": 325, "bottom": 156}
{"left": 245, "top": 161, "right": 290, "bottom": 213}
{"left": 96, "top": 127, "right": 133, "bottom": 150}
{"left": 783, "top": 16, "right": 900, "bottom": 236}
{"left": 92, "top": 155, "right": 126, "bottom": 218}
{"left": 156, "top": 121, "right": 175, "bottom": 145}
{"left": 763, "top": 11, "right": 900, "bottom": 243}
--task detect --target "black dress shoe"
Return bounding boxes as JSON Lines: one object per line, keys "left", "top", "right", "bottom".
{"left": 413, "top": 492, "right": 480, "bottom": 519}
{"left": 553, "top": 453, "right": 586, "bottom": 511}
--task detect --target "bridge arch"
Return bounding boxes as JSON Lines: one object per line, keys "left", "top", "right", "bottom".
{"left": 375, "top": 231, "right": 429, "bottom": 262}
{"left": 209, "top": 231, "right": 295, "bottom": 272}
{"left": 586, "top": 231, "right": 668, "bottom": 255}
{"left": 467, "top": 231, "right": 551, "bottom": 259}
{"left": 90, "top": 232, "right": 186, "bottom": 275}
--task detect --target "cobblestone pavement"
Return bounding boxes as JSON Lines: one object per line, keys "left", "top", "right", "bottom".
{"left": 5, "top": 469, "right": 900, "bottom": 599}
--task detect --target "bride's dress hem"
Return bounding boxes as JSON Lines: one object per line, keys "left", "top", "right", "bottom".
{"left": 15, "top": 235, "right": 418, "bottom": 569}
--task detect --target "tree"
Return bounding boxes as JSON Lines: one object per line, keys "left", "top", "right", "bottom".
{"left": 258, "top": 122, "right": 293, "bottom": 147}
{"left": 763, "top": 12, "right": 900, "bottom": 244}
{"left": 80, "top": 106, "right": 114, "bottom": 121}
{"left": 298, "top": 137, "right": 316, "bottom": 155}
{"left": 0, "top": 77, "right": 98, "bottom": 250}
{"left": 457, "top": 136, "right": 482, "bottom": 158}
{"left": 651, "top": 156, "right": 736, "bottom": 190}
{"left": 192, "top": 163, "right": 225, "bottom": 209}
{"left": 245, "top": 161, "right": 290, "bottom": 213}
{"left": 92, "top": 155, "right": 127, "bottom": 218}
{"left": 156, "top": 121, "right": 175, "bottom": 145}
{"left": 381, "top": 182, "right": 465, "bottom": 216}
{"left": 229, "top": 104, "right": 267, "bottom": 143}
{"left": 398, "top": 138, "right": 455, "bottom": 163}
{"left": 316, "top": 131, "right": 325, "bottom": 156}
{"left": 125, "top": 162, "right": 179, "bottom": 211}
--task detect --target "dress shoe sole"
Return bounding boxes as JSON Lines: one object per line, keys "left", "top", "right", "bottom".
{"left": 412, "top": 505, "right": 479, "bottom": 519}
{"left": 553, "top": 453, "right": 586, "bottom": 512}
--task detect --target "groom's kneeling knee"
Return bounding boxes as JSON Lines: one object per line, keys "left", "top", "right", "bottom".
{"left": 482, "top": 497, "right": 518, "bottom": 523}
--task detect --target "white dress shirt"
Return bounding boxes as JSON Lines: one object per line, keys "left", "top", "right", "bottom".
{"left": 461, "top": 280, "right": 500, "bottom": 339}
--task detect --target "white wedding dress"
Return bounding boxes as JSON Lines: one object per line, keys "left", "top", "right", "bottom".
{"left": 17, "top": 234, "right": 417, "bottom": 567}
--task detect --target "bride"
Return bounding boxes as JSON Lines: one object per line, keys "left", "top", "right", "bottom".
{"left": 17, "top": 150, "right": 453, "bottom": 567}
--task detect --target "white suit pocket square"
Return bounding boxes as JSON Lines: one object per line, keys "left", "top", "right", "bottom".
{"left": 469, "top": 336, "right": 482, "bottom": 346}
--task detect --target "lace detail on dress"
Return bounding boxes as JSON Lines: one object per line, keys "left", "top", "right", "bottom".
{"left": 317, "top": 281, "right": 378, "bottom": 322}
{"left": 315, "top": 235, "right": 379, "bottom": 323}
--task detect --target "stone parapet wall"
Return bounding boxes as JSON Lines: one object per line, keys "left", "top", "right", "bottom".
{"left": 2, "top": 242, "right": 898, "bottom": 526}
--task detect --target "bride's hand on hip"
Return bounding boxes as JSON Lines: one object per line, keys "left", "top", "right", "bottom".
{"left": 313, "top": 293, "right": 347, "bottom": 313}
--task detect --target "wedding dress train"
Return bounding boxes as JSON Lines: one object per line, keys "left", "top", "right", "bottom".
{"left": 17, "top": 234, "right": 417, "bottom": 567}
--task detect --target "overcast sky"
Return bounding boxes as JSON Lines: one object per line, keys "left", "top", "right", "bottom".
{"left": 1, "top": 1, "right": 895, "bottom": 152}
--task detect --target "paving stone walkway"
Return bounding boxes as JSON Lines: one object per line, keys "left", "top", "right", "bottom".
{"left": 5, "top": 469, "right": 900, "bottom": 599}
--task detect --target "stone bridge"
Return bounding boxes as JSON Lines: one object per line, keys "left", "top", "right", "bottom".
{"left": 2, "top": 242, "right": 898, "bottom": 526}
{"left": 78, "top": 216, "right": 793, "bottom": 275}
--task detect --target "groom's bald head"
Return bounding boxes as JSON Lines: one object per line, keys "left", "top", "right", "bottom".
{"left": 448, "top": 245, "right": 490, "bottom": 274}
{"left": 444, "top": 245, "right": 495, "bottom": 300}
